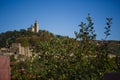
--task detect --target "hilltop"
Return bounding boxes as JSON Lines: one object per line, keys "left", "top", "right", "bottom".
{"left": 0, "top": 29, "right": 55, "bottom": 48}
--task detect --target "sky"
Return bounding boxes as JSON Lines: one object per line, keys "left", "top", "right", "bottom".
{"left": 0, "top": 0, "right": 120, "bottom": 40}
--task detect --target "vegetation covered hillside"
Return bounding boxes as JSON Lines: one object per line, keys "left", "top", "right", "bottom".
{"left": 0, "top": 29, "right": 55, "bottom": 47}
{"left": 0, "top": 29, "right": 119, "bottom": 55}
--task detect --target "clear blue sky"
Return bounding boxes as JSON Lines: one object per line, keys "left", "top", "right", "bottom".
{"left": 0, "top": 0, "right": 120, "bottom": 40}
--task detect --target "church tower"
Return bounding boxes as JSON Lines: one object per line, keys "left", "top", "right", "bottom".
{"left": 34, "top": 20, "right": 39, "bottom": 33}
{"left": 27, "top": 20, "right": 39, "bottom": 33}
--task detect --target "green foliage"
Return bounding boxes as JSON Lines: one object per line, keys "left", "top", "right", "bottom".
{"left": 75, "top": 14, "right": 96, "bottom": 41}
{"left": 16, "top": 37, "right": 29, "bottom": 47}
{"left": 104, "top": 18, "right": 112, "bottom": 40}
{"left": 10, "top": 55, "right": 16, "bottom": 62}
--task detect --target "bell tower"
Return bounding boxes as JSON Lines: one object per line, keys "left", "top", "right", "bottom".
{"left": 34, "top": 20, "right": 39, "bottom": 33}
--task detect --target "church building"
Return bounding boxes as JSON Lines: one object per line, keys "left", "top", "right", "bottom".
{"left": 28, "top": 20, "right": 39, "bottom": 33}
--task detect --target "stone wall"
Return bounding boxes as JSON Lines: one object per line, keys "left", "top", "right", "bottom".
{"left": 10, "top": 43, "right": 32, "bottom": 57}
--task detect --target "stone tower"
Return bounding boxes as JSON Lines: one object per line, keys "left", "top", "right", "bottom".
{"left": 34, "top": 20, "right": 39, "bottom": 33}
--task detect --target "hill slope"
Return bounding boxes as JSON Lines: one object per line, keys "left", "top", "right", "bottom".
{"left": 0, "top": 29, "right": 120, "bottom": 55}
